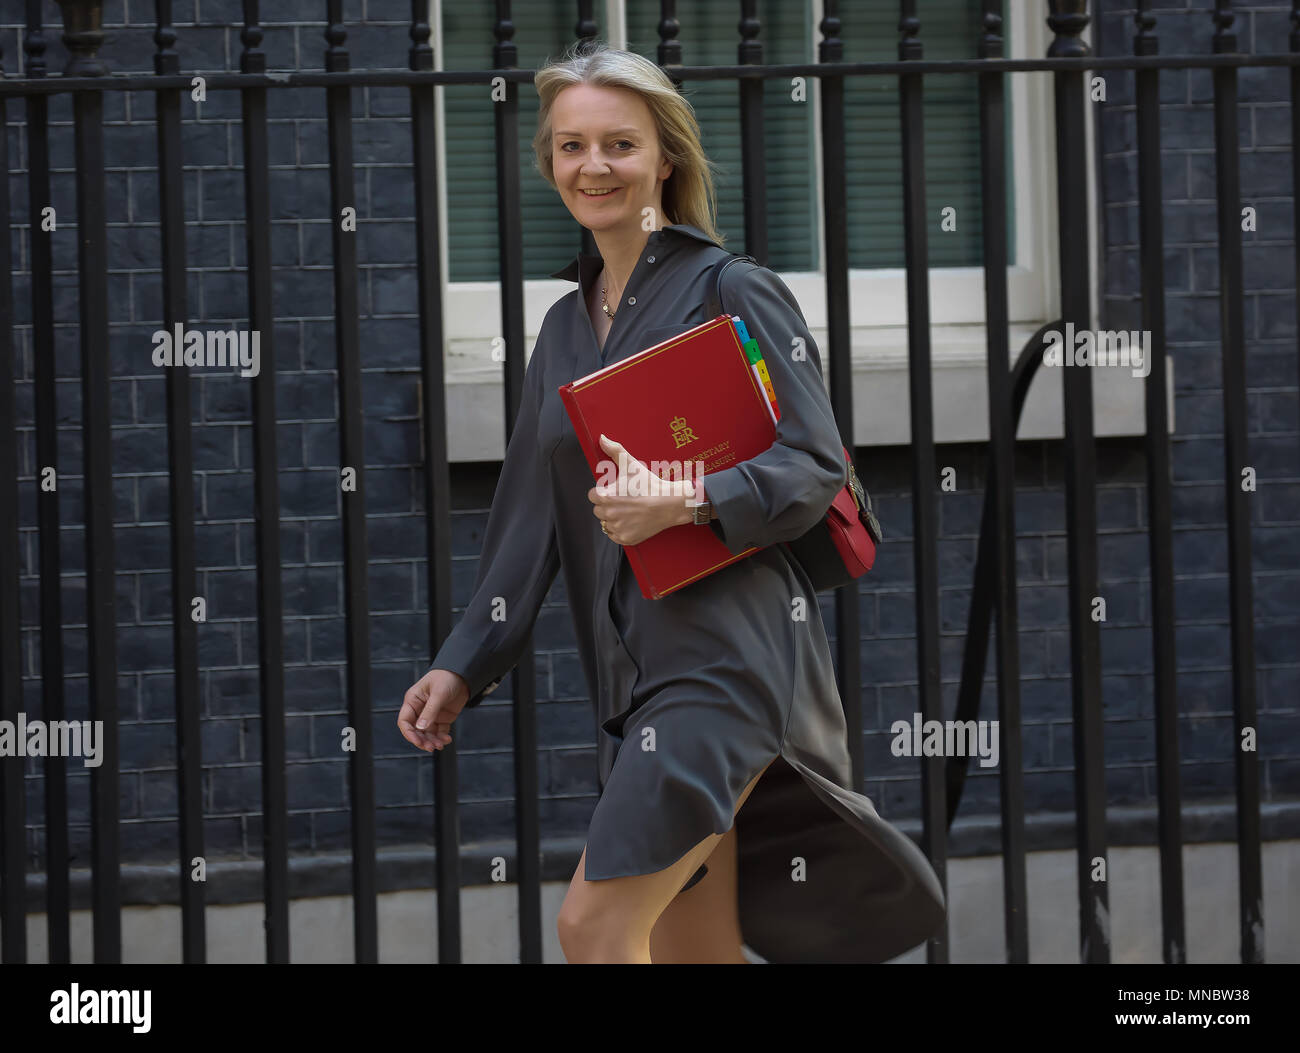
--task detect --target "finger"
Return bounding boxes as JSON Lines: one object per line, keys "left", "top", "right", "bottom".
{"left": 400, "top": 722, "right": 436, "bottom": 751}
{"left": 398, "top": 683, "right": 456, "bottom": 751}
{"left": 417, "top": 709, "right": 454, "bottom": 745}
{"left": 398, "top": 715, "right": 436, "bottom": 751}
{"left": 398, "top": 712, "right": 438, "bottom": 751}
{"left": 400, "top": 679, "right": 427, "bottom": 715}
{"left": 398, "top": 686, "right": 430, "bottom": 743}
{"left": 398, "top": 694, "right": 421, "bottom": 729}
{"left": 415, "top": 694, "right": 441, "bottom": 730}
{"left": 406, "top": 722, "right": 448, "bottom": 752}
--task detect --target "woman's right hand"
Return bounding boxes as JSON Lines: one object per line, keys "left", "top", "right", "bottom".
{"left": 398, "top": 668, "right": 470, "bottom": 752}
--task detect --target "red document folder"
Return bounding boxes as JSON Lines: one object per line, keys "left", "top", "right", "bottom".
{"left": 559, "top": 314, "right": 777, "bottom": 599}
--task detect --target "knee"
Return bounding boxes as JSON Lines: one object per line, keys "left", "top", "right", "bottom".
{"left": 556, "top": 899, "right": 608, "bottom": 960}
{"left": 556, "top": 907, "right": 588, "bottom": 962}
{"left": 557, "top": 898, "right": 644, "bottom": 963}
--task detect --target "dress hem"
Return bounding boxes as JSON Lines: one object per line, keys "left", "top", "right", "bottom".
{"left": 581, "top": 750, "right": 783, "bottom": 885}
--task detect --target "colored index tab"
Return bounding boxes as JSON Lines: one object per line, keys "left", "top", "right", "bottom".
{"left": 754, "top": 359, "right": 779, "bottom": 417}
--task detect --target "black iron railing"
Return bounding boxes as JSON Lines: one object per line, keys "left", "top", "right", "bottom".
{"left": 0, "top": 0, "right": 1285, "bottom": 966}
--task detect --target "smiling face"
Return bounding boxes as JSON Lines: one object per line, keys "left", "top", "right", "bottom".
{"left": 550, "top": 82, "right": 673, "bottom": 235}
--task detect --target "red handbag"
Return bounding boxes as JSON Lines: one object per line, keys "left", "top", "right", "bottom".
{"left": 705, "top": 256, "right": 884, "bottom": 592}
{"left": 781, "top": 444, "right": 883, "bottom": 592}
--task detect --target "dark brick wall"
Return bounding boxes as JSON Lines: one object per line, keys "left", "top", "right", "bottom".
{"left": 2, "top": 2, "right": 1296, "bottom": 893}
{"left": 1086, "top": 0, "right": 1299, "bottom": 807}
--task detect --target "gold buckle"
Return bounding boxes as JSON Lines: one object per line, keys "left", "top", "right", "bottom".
{"left": 847, "top": 463, "right": 862, "bottom": 512}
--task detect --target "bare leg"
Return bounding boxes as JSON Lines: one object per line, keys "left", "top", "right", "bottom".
{"left": 558, "top": 759, "right": 772, "bottom": 964}
{"left": 649, "top": 823, "right": 748, "bottom": 963}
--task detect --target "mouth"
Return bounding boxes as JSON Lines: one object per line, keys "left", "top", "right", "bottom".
{"left": 579, "top": 187, "right": 622, "bottom": 198}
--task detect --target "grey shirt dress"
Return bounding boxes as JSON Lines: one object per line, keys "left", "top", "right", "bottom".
{"left": 430, "top": 223, "right": 946, "bottom": 963}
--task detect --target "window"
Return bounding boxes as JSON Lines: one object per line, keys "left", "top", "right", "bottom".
{"left": 440, "top": 0, "right": 1018, "bottom": 279}
{"left": 431, "top": 1, "right": 1097, "bottom": 454}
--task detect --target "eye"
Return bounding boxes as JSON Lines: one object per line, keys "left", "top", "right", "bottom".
{"left": 615, "top": 140, "right": 634, "bottom": 149}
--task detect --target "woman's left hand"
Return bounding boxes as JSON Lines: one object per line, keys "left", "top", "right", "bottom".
{"left": 588, "top": 434, "right": 691, "bottom": 546}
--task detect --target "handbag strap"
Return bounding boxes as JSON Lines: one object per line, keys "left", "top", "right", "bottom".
{"left": 705, "top": 250, "right": 884, "bottom": 546}
{"left": 704, "top": 252, "right": 758, "bottom": 320}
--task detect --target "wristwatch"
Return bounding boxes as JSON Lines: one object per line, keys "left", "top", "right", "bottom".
{"left": 686, "top": 478, "right": 713, "bottom": 525}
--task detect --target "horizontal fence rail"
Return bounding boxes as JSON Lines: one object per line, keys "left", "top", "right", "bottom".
{"left": 10, "top": 51, "right": 1300, "bottom": 96}
{"left": 0, "top": 0, "right": 1288, "bottom": 965}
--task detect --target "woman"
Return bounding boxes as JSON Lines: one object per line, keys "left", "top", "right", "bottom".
{"left": 398, "top": 43, "right": 945, "bottom": 964}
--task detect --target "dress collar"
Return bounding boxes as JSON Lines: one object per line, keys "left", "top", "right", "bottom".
{"left": 548, "top": 223, "right": 721, "bottom": 282}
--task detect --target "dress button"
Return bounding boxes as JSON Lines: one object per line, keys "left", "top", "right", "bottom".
{"left": 628, "top": 296, "right": 636, "bottom": 305}
{"left": 647, "top": 255, "right": 655, "bottom": 263}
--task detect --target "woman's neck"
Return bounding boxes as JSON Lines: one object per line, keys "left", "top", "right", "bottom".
{"left": 592, "top": 225, "right": 659, "bottom": 309}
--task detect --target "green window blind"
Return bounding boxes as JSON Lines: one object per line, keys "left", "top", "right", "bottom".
{"left": 840, "top": 0, "right": 1017, "bottom": 268}
{"left": 625, "top": 0, "right": 817, "bottom": 272}
{"left": 441, "top": 2, "right": 603, "bottom": 282}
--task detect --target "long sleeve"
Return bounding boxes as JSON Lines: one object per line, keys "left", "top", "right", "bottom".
{"left": 429, "top": 345, "right": 561, "bottom": 708}
{"left": 702, "top": 262, "right": 848, "bottom": 555}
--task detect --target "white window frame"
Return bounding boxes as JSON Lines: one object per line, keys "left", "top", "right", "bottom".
{"left": 431, "top": 0, "right": 1158, "bottom": 461}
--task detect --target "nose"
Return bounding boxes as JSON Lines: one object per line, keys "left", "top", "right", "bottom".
{"left": 579, "top": 144, "right": 612, "bottom": 175}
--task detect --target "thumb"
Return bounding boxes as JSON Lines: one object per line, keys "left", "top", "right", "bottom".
{"left": 601, "top": 434, "right": 632, "bottom": 473}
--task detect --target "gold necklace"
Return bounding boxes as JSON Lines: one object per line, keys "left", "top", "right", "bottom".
{"left": 601, "top": 270, "right": 619, "bottom": 317}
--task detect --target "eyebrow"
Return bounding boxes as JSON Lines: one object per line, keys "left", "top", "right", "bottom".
{"left": 554, "top": 128, "right": 642, "bottom": 138}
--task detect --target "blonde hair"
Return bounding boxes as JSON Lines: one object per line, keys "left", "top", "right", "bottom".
{"left": 532, "top": 41, "right": 726, "bottom": 247}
